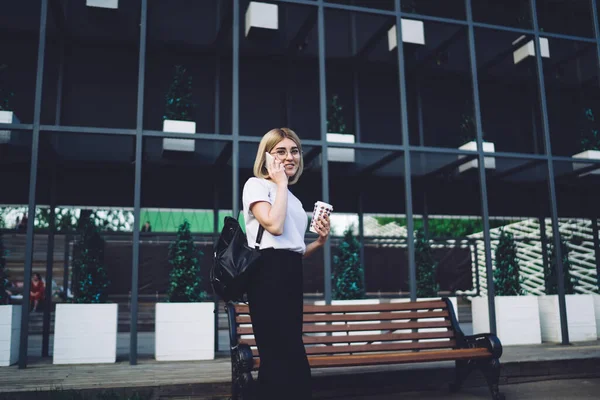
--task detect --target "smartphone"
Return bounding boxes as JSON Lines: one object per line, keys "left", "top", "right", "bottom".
{"left": 265, "top": 152, "right": 275, "bottom": 167}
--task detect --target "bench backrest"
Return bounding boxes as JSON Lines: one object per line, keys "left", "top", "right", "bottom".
{"left": 229, "top": 298, "right": 463, "bottom": 359}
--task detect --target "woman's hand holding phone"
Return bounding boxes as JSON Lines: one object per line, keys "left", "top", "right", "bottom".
{"left": 266, "top": 152, "right": 287, "bottom": 186}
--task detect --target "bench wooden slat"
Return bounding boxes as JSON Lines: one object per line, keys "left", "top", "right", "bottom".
{"left": 251, "top": 339, "right": 457, "bottom": 357}
{"left": 252, "top": 348, "right": 491, "bottom": 369}
{"left": 236, "top": 310, "right": 450, "bottom": 324}
{"left": 237, "top": 319, "right": 451, "bottom": 335}
{"left": 234, "top": 300, "right": 448, "bottom": 315}
{"left": 240, "top": 330, "right": 456, "bottom": 347}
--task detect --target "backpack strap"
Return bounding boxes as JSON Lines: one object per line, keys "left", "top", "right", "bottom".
{"left": 255, "top": 225, "right": 265, "bottom": 250}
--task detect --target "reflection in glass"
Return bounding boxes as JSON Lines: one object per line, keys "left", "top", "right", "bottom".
{"left": 543, "top": 39, "right": 600, "bottom": 157}
{"left": 474, "top": 28, "right": 545, "bottom": 154}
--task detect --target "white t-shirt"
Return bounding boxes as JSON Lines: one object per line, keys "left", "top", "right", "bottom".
{"left": 242, "top": 177, "right": 308, "bottom": 254}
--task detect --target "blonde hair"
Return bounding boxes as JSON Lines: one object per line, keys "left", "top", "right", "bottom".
{"left": 253, "top": 127, "right": 304, "bottom": 185}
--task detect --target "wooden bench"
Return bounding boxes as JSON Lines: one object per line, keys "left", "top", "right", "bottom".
{"left": 226, "top": 298, "right": 503, "bottom": 400}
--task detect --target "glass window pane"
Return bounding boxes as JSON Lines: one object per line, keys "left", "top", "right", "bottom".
{"left": 545, "top": 38, "right": 600, "bottom": 156}
{"left": 44, "top": 1, "right": 142, "bottom": 129}
{"left": 472, "top": 0, "right": 532, "bottom": 29}
{"left": 537, "top": 0, "right": 594, "bottom": 38}
{"left": 144, "top": 0, "right": 229, "bottom": 134}
{"left": 1, "top": 1, "right": 40, "bottom": 125}
{"left": 326, "top": 8, "right": 401, "bottom": 145}
{"left": 406, "top": 21, "right": 473, "bottom": 149}
{"left": 474, "top": 28, "right": 545, "bottom": 154}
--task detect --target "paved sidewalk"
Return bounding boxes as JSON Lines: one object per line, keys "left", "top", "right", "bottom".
{"left": 1, "top": 337, "right": 598, "bottom": 397}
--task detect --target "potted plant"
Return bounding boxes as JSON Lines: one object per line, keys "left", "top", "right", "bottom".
{"left": 472, "top": 230, "right": 542, "bottom": 345}
{"left": 538, "top": 238, "right": 597, "bottom": 342}
{"left": 572, "top": 107, "right": 600, "bottom": 176}
{"left": 332, "top": 227, "right": 365, "bottom": 302}
{"left": 162, "top": 65, "right": 196, "bottom": 153}
{"left": 457, "top": 100, "right": 495, "bottom": 173}
{"left": 409, "top": 229, "right": 458, "bottom": 327}
{"left": 53, "top": 218, "right": 116, "bottom": 364}
{"left": 0, "top": 63, "right": 19, "bottom": 144}
{"left": 155, "top": 221, "right": 214, "bottom": 361}
{"left": 326, "top": 94, "right": 355, "bottom": 163}
{"left": 0, "top": 226, "right": 21, "bottom": 367}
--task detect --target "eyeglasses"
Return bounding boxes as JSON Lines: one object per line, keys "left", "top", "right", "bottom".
{"left": 270, "top": 148, "right": 302, "bottom": 160}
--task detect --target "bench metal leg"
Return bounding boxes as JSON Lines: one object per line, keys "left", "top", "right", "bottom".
{"left": 231, "top": 344, "right": 255, "bottom": 400}
{"left": 478, "top": 358, "right": 504, "bottom": 400}
{"left": 449, "top": 359, "right": 476, "bottom": 393}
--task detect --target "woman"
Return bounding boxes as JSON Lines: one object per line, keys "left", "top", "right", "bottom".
{"left": 30, "top": 273, "right": 45, "bottom": 312}
{"left": 242, "top": 128, "right": 330, "bottom": 399}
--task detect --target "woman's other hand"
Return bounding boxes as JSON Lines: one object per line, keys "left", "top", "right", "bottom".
{"left": 314, "top": 214, "right": 330, "bottom": 245}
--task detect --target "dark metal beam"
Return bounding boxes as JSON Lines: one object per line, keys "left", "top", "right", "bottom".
{"left": 215, "top": 142, "right": 233, "bottom": 167}
{"left": 531, "top": 0, "right": 569, "bottom": 345}
{"left": 466, "top": 0, "right": 496, "bottom": 334}
{"left": 19, "top": 0, "right": 48, "bottom": 369}
{"left": 42, "top": 168, "right": 57, "bottom": 357}
{"left": 359, "top": 150, "right": 403, "bottom": 176}
{"left": 355, "top": 20, "right": 395, "bottom": 60}
{"left": 48, "top": 0, "right": 69, "bottom": 38}
{"left": 490, "top": 159, "right": 545, "bottom": 182}
{"left": 394, "top": 0, "right": 417, "bottom": 301}
{"left": 287, "top": 9, "right": 318, "bottom": 56}
{"left": 418, "top": 154, "right": 478, "bottom": 180}
{"left": 408, "top": 28, "right": 466, "bottom": 75}
{"left": 214, "top": 1, "right": 233, "bottom": 47}
{"left": 303, "top": 147, "right": 322, "bottom": 166}
{"left": 556, "top": 162, "right": 600, "bottom": 181}
{"left": 129, "top": 0, "right": 148, "bottom": 366}
{"left": 317, "top": 0, "right": 332, "bottom": 304}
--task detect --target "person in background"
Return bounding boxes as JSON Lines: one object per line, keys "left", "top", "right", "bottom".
{"left": 30, "top": 273, "right": 45, "bottom": 312}
{"left": 141, "top": 221, "right": 152, "bottom": 232}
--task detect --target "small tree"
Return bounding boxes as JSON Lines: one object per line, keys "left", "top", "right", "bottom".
{"left": 493, "top": 229, "right": 522, "bottom": 296}
{"left": 580, "top": 107, "right": 600, "bottom": 151}
{"left": 0, "top": 64, "right": 14, "bottom": 112}
{"left": 71, "top": 219, "right": 110, "bottom": 303}
{"left": 167, "top": 221, "right": 206, "bottom": 302}
{"left": 327, "top": 94, "right": 348, "bottom": 134}
{"left": 0, "top": 228, "right": 9, "bottom": 305}
{"left": 545, "top": 238, "right": 576, "bottom": 295}
{"left": 414, "top": 229, "right": 438, "bottom": 298}
{"left": 332, "top": 227, "right": 365, "bottom": 300}
{"left": 163, "top": 65, "right": 195, "bottom": 122}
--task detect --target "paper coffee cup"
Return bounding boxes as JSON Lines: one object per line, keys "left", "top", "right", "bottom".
{"left": 310, "top": 201, "right": 333, "bottom": 233}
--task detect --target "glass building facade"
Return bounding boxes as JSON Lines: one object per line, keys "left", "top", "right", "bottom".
{"left": 2, "top": 0, "right": 600, "bottom": 366}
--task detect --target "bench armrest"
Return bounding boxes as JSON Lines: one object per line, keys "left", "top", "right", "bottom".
{"left": 462, "top": 333, "right": 503, "bottom": 359}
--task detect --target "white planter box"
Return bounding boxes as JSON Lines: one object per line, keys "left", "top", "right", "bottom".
{"left": 572, "top": 150, "right": 600, "bottom": 176}
{"left": 86, "top": 0, "right": 118, "bottom": 9}
{"left": 472, "top": 296, "right": 541, "bottom": 345}
{"left": 593, "top": 294, "right": 600, "bottom": 339}
{"left": 458, "top": 141, "right": 496, "bottom": 173}
{"left": 0, "top": 305, "right": 21, "bottom": 367}
{"left": 162, "top": 119, "right": 196, "bottom": 152}
{"left": 245, "top": 2, "right": 278, "bottom": 38}
{"left": 53, "top": 304, "right": 118, "bottom": 364}
{"left": 327, "top": 133, "right": 355, "bottom": 163}
{"left": 388, "top": 19, "right": 425, "bottom": 50}
{"left": 0, "top": 110, "right": 20, "bottom": 144}
{"left": 538, "top": 294, "right": 597, "bottom": 342}
{"left": 513, "top": 36, "right": 550, "bottom": 65}
{"left": 155, "top": 302, "right": 215, "bottom": 361}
